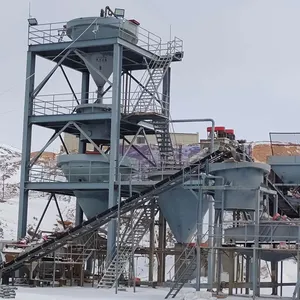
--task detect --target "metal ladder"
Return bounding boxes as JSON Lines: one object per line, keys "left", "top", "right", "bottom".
{"left": 97, "top": 201, "right": 158, "bottom": 288}
{"left": 165, "top": 243, "right": 208, "bottom": 299}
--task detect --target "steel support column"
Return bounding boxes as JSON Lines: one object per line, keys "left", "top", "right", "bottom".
{"left": 107, "top": 43, "right": 122, "bottom": 257}
{"left": 252, "top": 190, "right": 261, "bottom": 298}
{"left": 157, "top": 210, "right": 166, "bottom": 284}
{"left": 207, "top": 195, "right": 214, "bottom": 291}
{"left": 17, "top": 51, "right": 36, "bottom": 239}
{"left": 76, "top": 71, "right": 90, "bottom": 226}
{"left": 196, "top": 186, "right": 203, "bottom": 291}
{"left": 148, "top": 201, "right": 156, "bottom": 282}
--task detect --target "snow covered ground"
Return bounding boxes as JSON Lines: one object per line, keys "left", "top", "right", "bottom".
{"left": 14, "top": 286, "right": 189, "bottom": 300}
{"left": 10, "top": 284, "right": 298, "bottom": 300}
{"left": 0, "top": 144, "right": 299, "bottom": 299}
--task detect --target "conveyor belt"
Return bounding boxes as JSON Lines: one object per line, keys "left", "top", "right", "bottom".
{"left": 1, "top": 148, "right": 232, "bottom": 275}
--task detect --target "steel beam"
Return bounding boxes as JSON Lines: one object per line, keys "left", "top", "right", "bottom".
{"left": 76, "top": 71, "right": 90, "bottom": 226}
{"left": 29, "top": 112, "right": 112, "bottom": 124}
{"left": 107, "top": 43, "right": 122, "bottom": 257}
{"left": 33, "top": 50, "right": 71, "bottom": 98}
{"left": 18, "top": 51, "right": 36, "bottom": 239}
{"left": 28, "top": 38, "right": 117, "bottom": 54}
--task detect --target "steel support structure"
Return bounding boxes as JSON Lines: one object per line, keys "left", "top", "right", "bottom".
{"left": 107, "top": 43, "right": 122, "bottom": 257}
{"left": 18, "top": 51, "right": 36, "bottom": 239}
{"left": 75, "top": 71, "right": 90, "bottom": 226}
{"left": 16, "top": 18, "right": 185, "bottom": 290}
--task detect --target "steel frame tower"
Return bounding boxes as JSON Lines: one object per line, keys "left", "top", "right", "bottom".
{"left": 17, "top": 11, "right": 183, "bottom": 262}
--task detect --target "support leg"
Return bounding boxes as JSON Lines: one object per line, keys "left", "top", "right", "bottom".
{"left": 18, "top": 51, "right": 36, "bottom": 239}
{"left": 107, "top": 43, "right": 122, "bottom": 258}
{"left": 75, "top": 71, "right": 90, "bottom": 226}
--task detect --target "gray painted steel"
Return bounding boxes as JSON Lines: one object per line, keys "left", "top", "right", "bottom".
{"left": 75, "top": 104, "right": 113, "bottom": 143}
{"left": 209, "top": 162, "right": 270, "bottom": 210}
{"left": 66, "top": 17, "right": 139, "bottom": 44}
{"left": 224, "top": 222, "right": 300, "bottom": 243}
{"left": 158, "top": 188, "right": 210, "bottom": 243}
{"left": 268, "top": 156, "right": 300, "bottom": 184}
{"left": 57, "top": 154, "right": 133, "bottom": 218}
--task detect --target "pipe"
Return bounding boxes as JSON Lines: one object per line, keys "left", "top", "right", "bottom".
{"left": 170, "top": 119, "right": 215, "bottom": 153}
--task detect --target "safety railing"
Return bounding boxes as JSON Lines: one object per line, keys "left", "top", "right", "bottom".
{"left": 220, "top": 219, "right": 300, "bottom": 245}
{"left": 32, "top": 90, "right": 169, "bottom": 116}
{"left": 28, "top": 163, "right": 150, "bottom": 183}
{"left": 27, "top": 19, "right": 183, "bottom": 57}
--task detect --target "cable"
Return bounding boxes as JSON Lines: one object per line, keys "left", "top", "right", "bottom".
{"left": 0, "top": 17, "right": 99, "bottom": 98}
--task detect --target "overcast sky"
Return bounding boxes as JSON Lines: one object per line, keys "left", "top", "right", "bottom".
{"left": 1, "top": 0, "right": 300, "bottom": 151}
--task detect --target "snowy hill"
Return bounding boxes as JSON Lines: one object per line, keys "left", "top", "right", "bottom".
{"left": 0, "top": 144, "right": 76, "bottom": 240}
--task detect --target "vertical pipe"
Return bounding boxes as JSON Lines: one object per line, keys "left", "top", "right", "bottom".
{"left": 207, "top": 195, "right": 214, "bottom": 291}
{"left": 196, "top": 186, "right": 203, "bottom": 291}
{"left": 76, "top": 71, "right": 90, "bottom": 226}
{"left": 18, "top": 51, "right": 36, "bottom": 239}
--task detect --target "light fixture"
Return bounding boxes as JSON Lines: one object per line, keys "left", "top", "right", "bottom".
{"left": 28, "top": 17, "right": 38, "bottom": 26}
{"left": 114, "top": 8, "right": 125, "bottom": 18}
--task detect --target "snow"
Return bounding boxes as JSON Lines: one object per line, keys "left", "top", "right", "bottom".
{"left": 14, "top": 286, "right": 179, "bottom": 300}
{"left": 0, "top": 143, "right": 299, "bottom": 299}
{"left": 10, "top": 284, "right": 299, "bottom": 300}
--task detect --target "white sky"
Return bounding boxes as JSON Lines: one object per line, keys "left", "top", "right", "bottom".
{"left": 1, "top": 0, "right": 300, "bottom": 151}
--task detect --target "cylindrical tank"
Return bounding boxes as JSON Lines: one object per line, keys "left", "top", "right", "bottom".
{"left": 66, "top": 17, "right": 139, "bottom": 44}
{"left": 57, "top": 154, "right": 134, "bottom": 218}
{"left": 74, "top": 104, "right": 113, "bottom": 144}
{"left": 209, "top": 162, "right": 270, "bottom": 210}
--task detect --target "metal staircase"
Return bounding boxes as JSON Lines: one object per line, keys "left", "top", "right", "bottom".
{"left": 97, "top": 202, "right": 159, "bottom": 288}
{"left": 153, "top": 119, "right": 176, "bottom": 166}
{"left": 130, "top": 41, "right": 179, "bottom": 166}
{"left": 165, "top": 242, "right": 208, "bottom": 299}
{"left": 1, "top": 147, "right": 231, "bottom": 276}
{"left": 131, "top": 41, "right": 176, "bottom": 114}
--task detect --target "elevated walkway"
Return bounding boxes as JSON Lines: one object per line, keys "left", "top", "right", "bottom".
{"left": 1, "top": 148, "right": 231, "bottom": 275}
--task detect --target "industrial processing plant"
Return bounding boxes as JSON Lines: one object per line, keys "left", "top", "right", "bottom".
{"left": 1, "top": 5, "right": 300, "bottom": 300}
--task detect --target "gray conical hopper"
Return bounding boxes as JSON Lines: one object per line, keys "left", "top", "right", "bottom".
{"left": 268, "top": 156, "right": 300, "bottom": 184}
{"left": 158, "top": 187, "right": 210, "bottom": 243}
{"left": 57, "top": 154, "right": 133, "bottom": 219}
{"left": 66, "top": 16, "right": 139, "bottom": 103}
{"left": 209, "top": 162, "right": 270, "bottom": 210}
{"left": 79, "top": 52, "right": 113, "bottom": 101}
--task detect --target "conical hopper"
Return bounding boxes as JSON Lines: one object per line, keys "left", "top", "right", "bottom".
{"left": 268, "top": 156, "right": 300, "bottom": 184}
{"left": 79, "top": 52, "right": 113, "bottom": 93}
{"left": 57, "top": 154, "right": 133, "bottom": 219}
{"left": 158, "top": 187, "right": 210, "bottom": 243}
{"left": 209, "top": 162, "right": 270, "bottom": 211}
